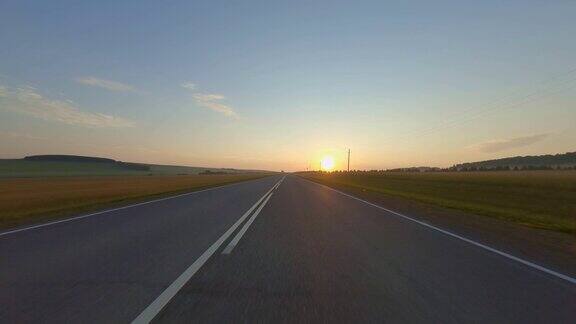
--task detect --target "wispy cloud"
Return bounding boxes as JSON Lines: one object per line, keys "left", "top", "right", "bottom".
{"left": 181, "top": 82, "right": 196, "bottom": 91}
{"left": 0, "top": 86, "right": 7, "bottom": 97}
{"left": 192, "top": 93, "right": 237, "bottom": 117}
{"left": 76, "top": 77, "right": 135, "bottom": 92}
{"left": 472, "top": 133, "right": 550, "bottom": 153}
{"left": 0, "top": 131, "right": 44, "bottom": 140}
{"left": 181, "top": 81, "right": 238, "bottom": 118}
{"left": 0, "top": 86, "right": 135, "bottom": 128}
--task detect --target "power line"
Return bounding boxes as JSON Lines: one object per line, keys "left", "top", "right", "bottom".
{"left": 378, "top": 67, "right": 576, "bottom": 146}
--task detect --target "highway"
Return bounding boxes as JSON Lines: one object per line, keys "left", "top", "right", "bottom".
{"left": 1, "top": 175, "right": 575, "bottom": 323}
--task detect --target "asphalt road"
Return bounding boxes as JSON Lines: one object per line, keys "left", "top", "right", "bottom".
{"left": 1, "top": 175, "right": 575, "bottom": 323}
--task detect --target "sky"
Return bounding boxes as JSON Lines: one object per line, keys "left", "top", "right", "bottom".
{"left": 1, "top": 0, "right": 575, "bottom": 171}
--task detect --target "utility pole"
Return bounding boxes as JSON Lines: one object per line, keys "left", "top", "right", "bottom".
{"left": 347, "top": 149, "right": 350, "bottom": 172}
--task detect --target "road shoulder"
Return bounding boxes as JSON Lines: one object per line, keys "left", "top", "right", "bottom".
{"left": 300, "top": 176, "right": 576, "bottom": 278}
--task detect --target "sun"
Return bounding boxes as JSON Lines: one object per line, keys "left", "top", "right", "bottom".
{"left": 320, "top": 155, "right": 335, "bottom": 171}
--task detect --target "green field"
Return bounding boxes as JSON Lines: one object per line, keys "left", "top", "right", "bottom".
{"left": 300, "top": 171, "right": 576, "bottom": 234}
{"left": 0, "top": 159, "right": 260, "bottom": 177}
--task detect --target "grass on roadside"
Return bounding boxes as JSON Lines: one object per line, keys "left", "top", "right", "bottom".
{"left": 299, "top": 171, "right": 576, "bottom": 235}
{"left": 0, "top": 174, "right": 269, "bottom": 230}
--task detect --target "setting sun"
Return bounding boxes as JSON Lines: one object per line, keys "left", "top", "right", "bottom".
{"left": 320, "top": 155, "right": 335, "bottom": 171}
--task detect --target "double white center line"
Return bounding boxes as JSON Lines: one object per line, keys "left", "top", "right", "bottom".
{"left": 222, "top": 176, "right": 283, "bottom": 254}
{"left": 132, "top": 176, "right": 284, "bottom": 324}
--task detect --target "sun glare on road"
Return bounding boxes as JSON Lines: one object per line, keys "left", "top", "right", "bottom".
{"left": 320, "top": 155, "right": 335, "bottom": 171}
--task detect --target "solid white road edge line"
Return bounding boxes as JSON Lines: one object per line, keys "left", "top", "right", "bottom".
{"left": 131, "top": 177, "right": 283, "bottom": 324}
{"left": 300, "top": 177, "right": 576, "bottom": 285}
{"left": 222, "top": 192, "right": 274, "bottom": 254}
{"left": 0, "top": 176, "right": 275, "bottom": 238}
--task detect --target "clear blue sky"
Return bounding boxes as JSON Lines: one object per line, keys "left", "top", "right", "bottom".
{"left": 1, "top": 0, "right": 575, "bottom": 170}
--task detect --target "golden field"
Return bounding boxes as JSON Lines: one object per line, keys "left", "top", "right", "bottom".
{"left": 0, "top": 174, "right": 268, "bottom": 229}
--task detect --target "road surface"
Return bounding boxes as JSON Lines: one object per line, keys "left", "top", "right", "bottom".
{"left": 1, "top": 175, "right": 575, "bottom": 323}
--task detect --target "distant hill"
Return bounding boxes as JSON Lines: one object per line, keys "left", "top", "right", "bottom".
{"left": 0, "top": 155, "right": 268, "bottom": 177}
{"left": 450, "top": 151, "right": 576, "bottom": 171}
{"left": 24, "top": 155, "right": 116, "bottom": 163}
